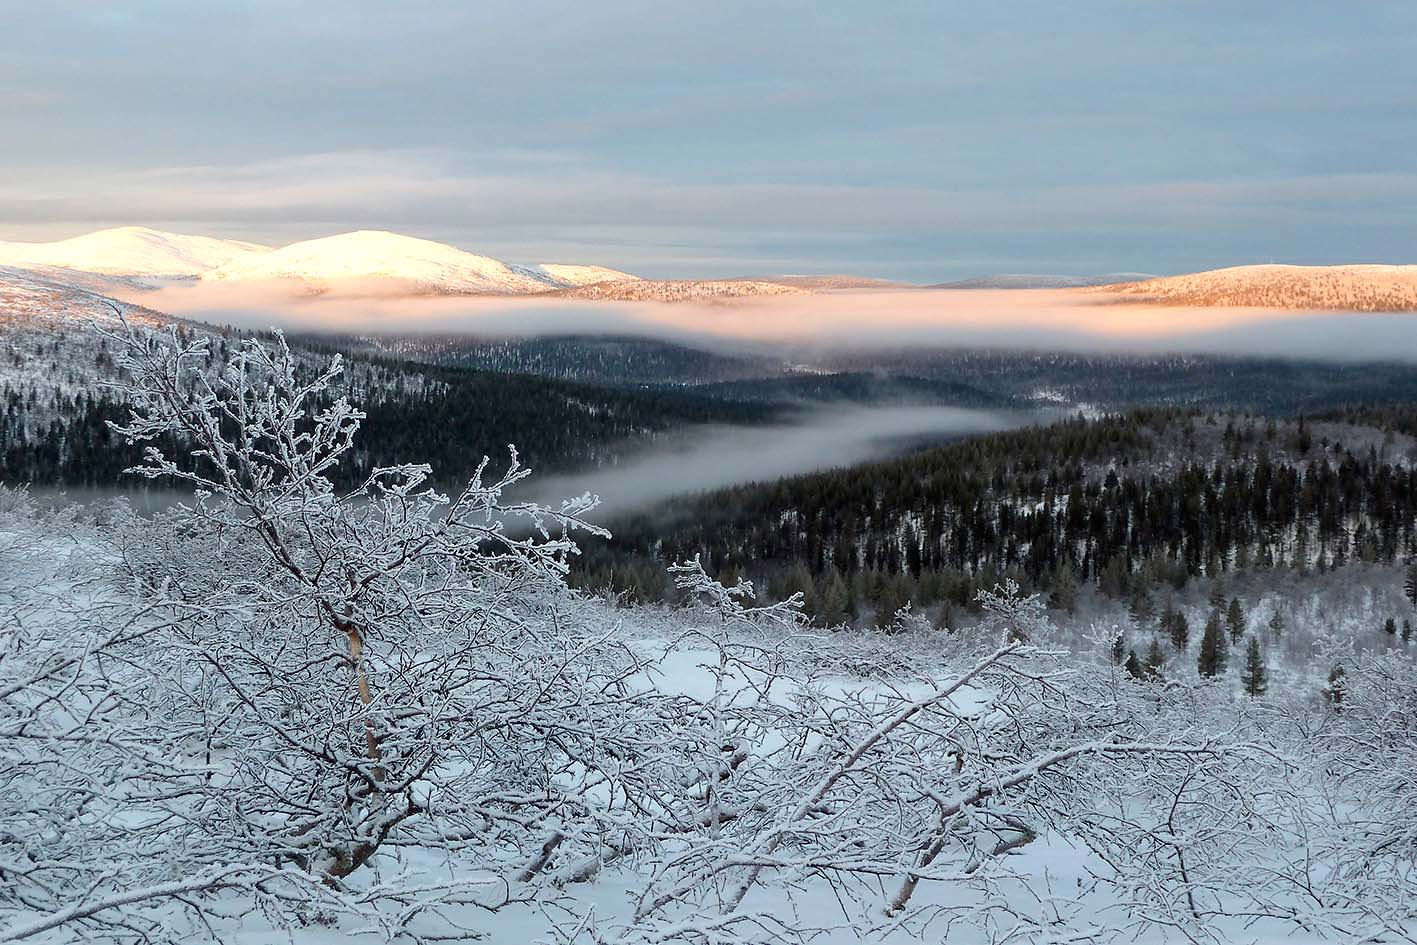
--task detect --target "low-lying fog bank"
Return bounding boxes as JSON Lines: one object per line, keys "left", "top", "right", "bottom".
{"left": 515, "top": 405, "right": 1045, "bottom": 516}
{"left": 121, "top": 282, "right": 1417, "bottom": 363}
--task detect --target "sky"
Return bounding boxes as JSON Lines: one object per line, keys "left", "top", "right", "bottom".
{"left": 2, "top": 1, "right": 1415, "bottom": 281}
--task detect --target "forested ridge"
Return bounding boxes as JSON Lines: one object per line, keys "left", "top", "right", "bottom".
{"left": 819, "top": 347, "right": 1417, "bottom": 412}
{"left": 0, "top": 348, "right": 777, "bottom": 488}
{"left": 314, "top": 332, "right": 783, "bottom": 386}
{"left": 579, "top": 409, "right": 1417, "bottom": 618}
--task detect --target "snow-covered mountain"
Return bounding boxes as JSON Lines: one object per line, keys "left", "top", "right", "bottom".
{"left": 0, "top": 226, "right": 271, "bottom": 279}
{"left": 0, "top": 227, "right": 646, "bottom": 297}
{"left": 202, "top": 230, "right": 566, "bottom": 295}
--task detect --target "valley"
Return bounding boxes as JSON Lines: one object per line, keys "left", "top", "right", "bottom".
{"left": 3, "top": 242, "right": 1417, "bottom": 945}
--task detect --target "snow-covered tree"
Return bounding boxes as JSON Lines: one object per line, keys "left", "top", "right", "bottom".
{"left": 0, "top": 322, "right": 667, "bottom": 942}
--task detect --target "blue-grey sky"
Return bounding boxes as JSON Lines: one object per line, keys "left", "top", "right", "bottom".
{"left": 2, "top": 1, "right": 1415, "bottom": 280}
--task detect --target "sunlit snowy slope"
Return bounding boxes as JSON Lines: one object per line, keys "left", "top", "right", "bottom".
{"left": 0, "top": 226, "right": 271, "bottom": 279}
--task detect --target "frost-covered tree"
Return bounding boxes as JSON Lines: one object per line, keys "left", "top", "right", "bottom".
{"left": 0, "top": 494, "right": 348, "bottom": 943}
{"left": 1323, "top": 663, "right": 1348, "bottom": 710}
{"left": 616, "top": 581, "right": 1243, "bottom": 943}
{"left": 102, "top": 322, "right": 645, "bottom": 888}
{"left": 1302, "top": 648, "right": 1417, "bottom": 938}
{"left": 0, "top": 322, "right": 670, "bottom": 942}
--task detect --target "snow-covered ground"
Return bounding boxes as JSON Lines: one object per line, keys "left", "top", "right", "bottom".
{"left": 3, "top": 482, "right": 1412, "bottom": 945}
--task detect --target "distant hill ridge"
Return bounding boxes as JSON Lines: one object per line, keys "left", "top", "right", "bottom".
{"left": 0, "top": 227, "right": 645, "bottom": 296}
{"left": 6, "top": 228, "right": 1417, "bottom": 310}
{"left": 934, "top": 273, "right": 1155, "bottom": 289}
{"left": 1097, "top": 263, "right": 1417, "bottom": 311}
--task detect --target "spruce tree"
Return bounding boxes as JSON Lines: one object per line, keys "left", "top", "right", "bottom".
{"left": 1267, "top": 610, "right": 1285, "bottom": 638}
{"left": 1404, "top": 619, "right": 1413, "bottom": 644}
{"left": 1405, "top": 562, "right": 1417, "bottom": 610}
{"left": 1048, "top": 561, "right": 1078, "bottom": 614}
{"left": 1198, "top": 611, "right": 1227, "bottom": 677}
{"left": 1129, "top": 583, "right": 1156, "bottom": 627}
{"left": 1226, "top": 597, "right": 1246, "bottom": 645}
{"left": 1208, "top": 584, "right": 1228, "bottom": 612}
{"left": 1383, "top": 616, "right": 1398, "bottom": 638}
{"left": 1168, "top": 609, "right": 1191, "bottom": 651}
{"left": 1241, "top": 637, "right": 1267, "bottom": 696}
{"left": 1098, "top": 555, "right": 1129, "bottom": 600}
{"left": 812, "top": 569, "right": 850, "bottom": 627}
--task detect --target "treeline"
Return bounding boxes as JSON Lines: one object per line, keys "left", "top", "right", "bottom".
{"left": 336, "top": 333, "right": 777, "bottom": 387}
{"left": 575, "top": 409, "right": 1417, "bottom": 621}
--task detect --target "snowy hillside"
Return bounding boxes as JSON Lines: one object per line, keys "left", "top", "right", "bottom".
{"left": 0, "top": 265, "right": 167, "bottom": 331}
{"left": 0, "top": 226, "right": 270, "bottom": 279}
{"left": 1099, "top": 263, "right": 1417, "bottom": 311}
{"left": 531, "top": 262, "right": 641, "bottom": 286}
{"left": 0, "top": 266, "right": 437, "bottom": 443}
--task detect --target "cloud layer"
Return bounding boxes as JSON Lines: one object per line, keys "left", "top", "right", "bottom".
{"left": 5, "top": 2, "right": 1417, "bottom": 278}
{"left": 125, "top": 282, "right": 1417, "bottom": 364}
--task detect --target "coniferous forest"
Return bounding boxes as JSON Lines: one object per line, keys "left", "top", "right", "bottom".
{"left": 578, "top": 409, "right": 1417, "bottom": 621}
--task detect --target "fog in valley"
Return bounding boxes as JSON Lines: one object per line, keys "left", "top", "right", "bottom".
{"left": 23, "top": 407, "right": 1044, "bottom": 520}
{"left": 124, "top": 281, "right": 1417, "bottom": 363}
{"left": 515, "top": 405, "right": 1041, "bottom": 517}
